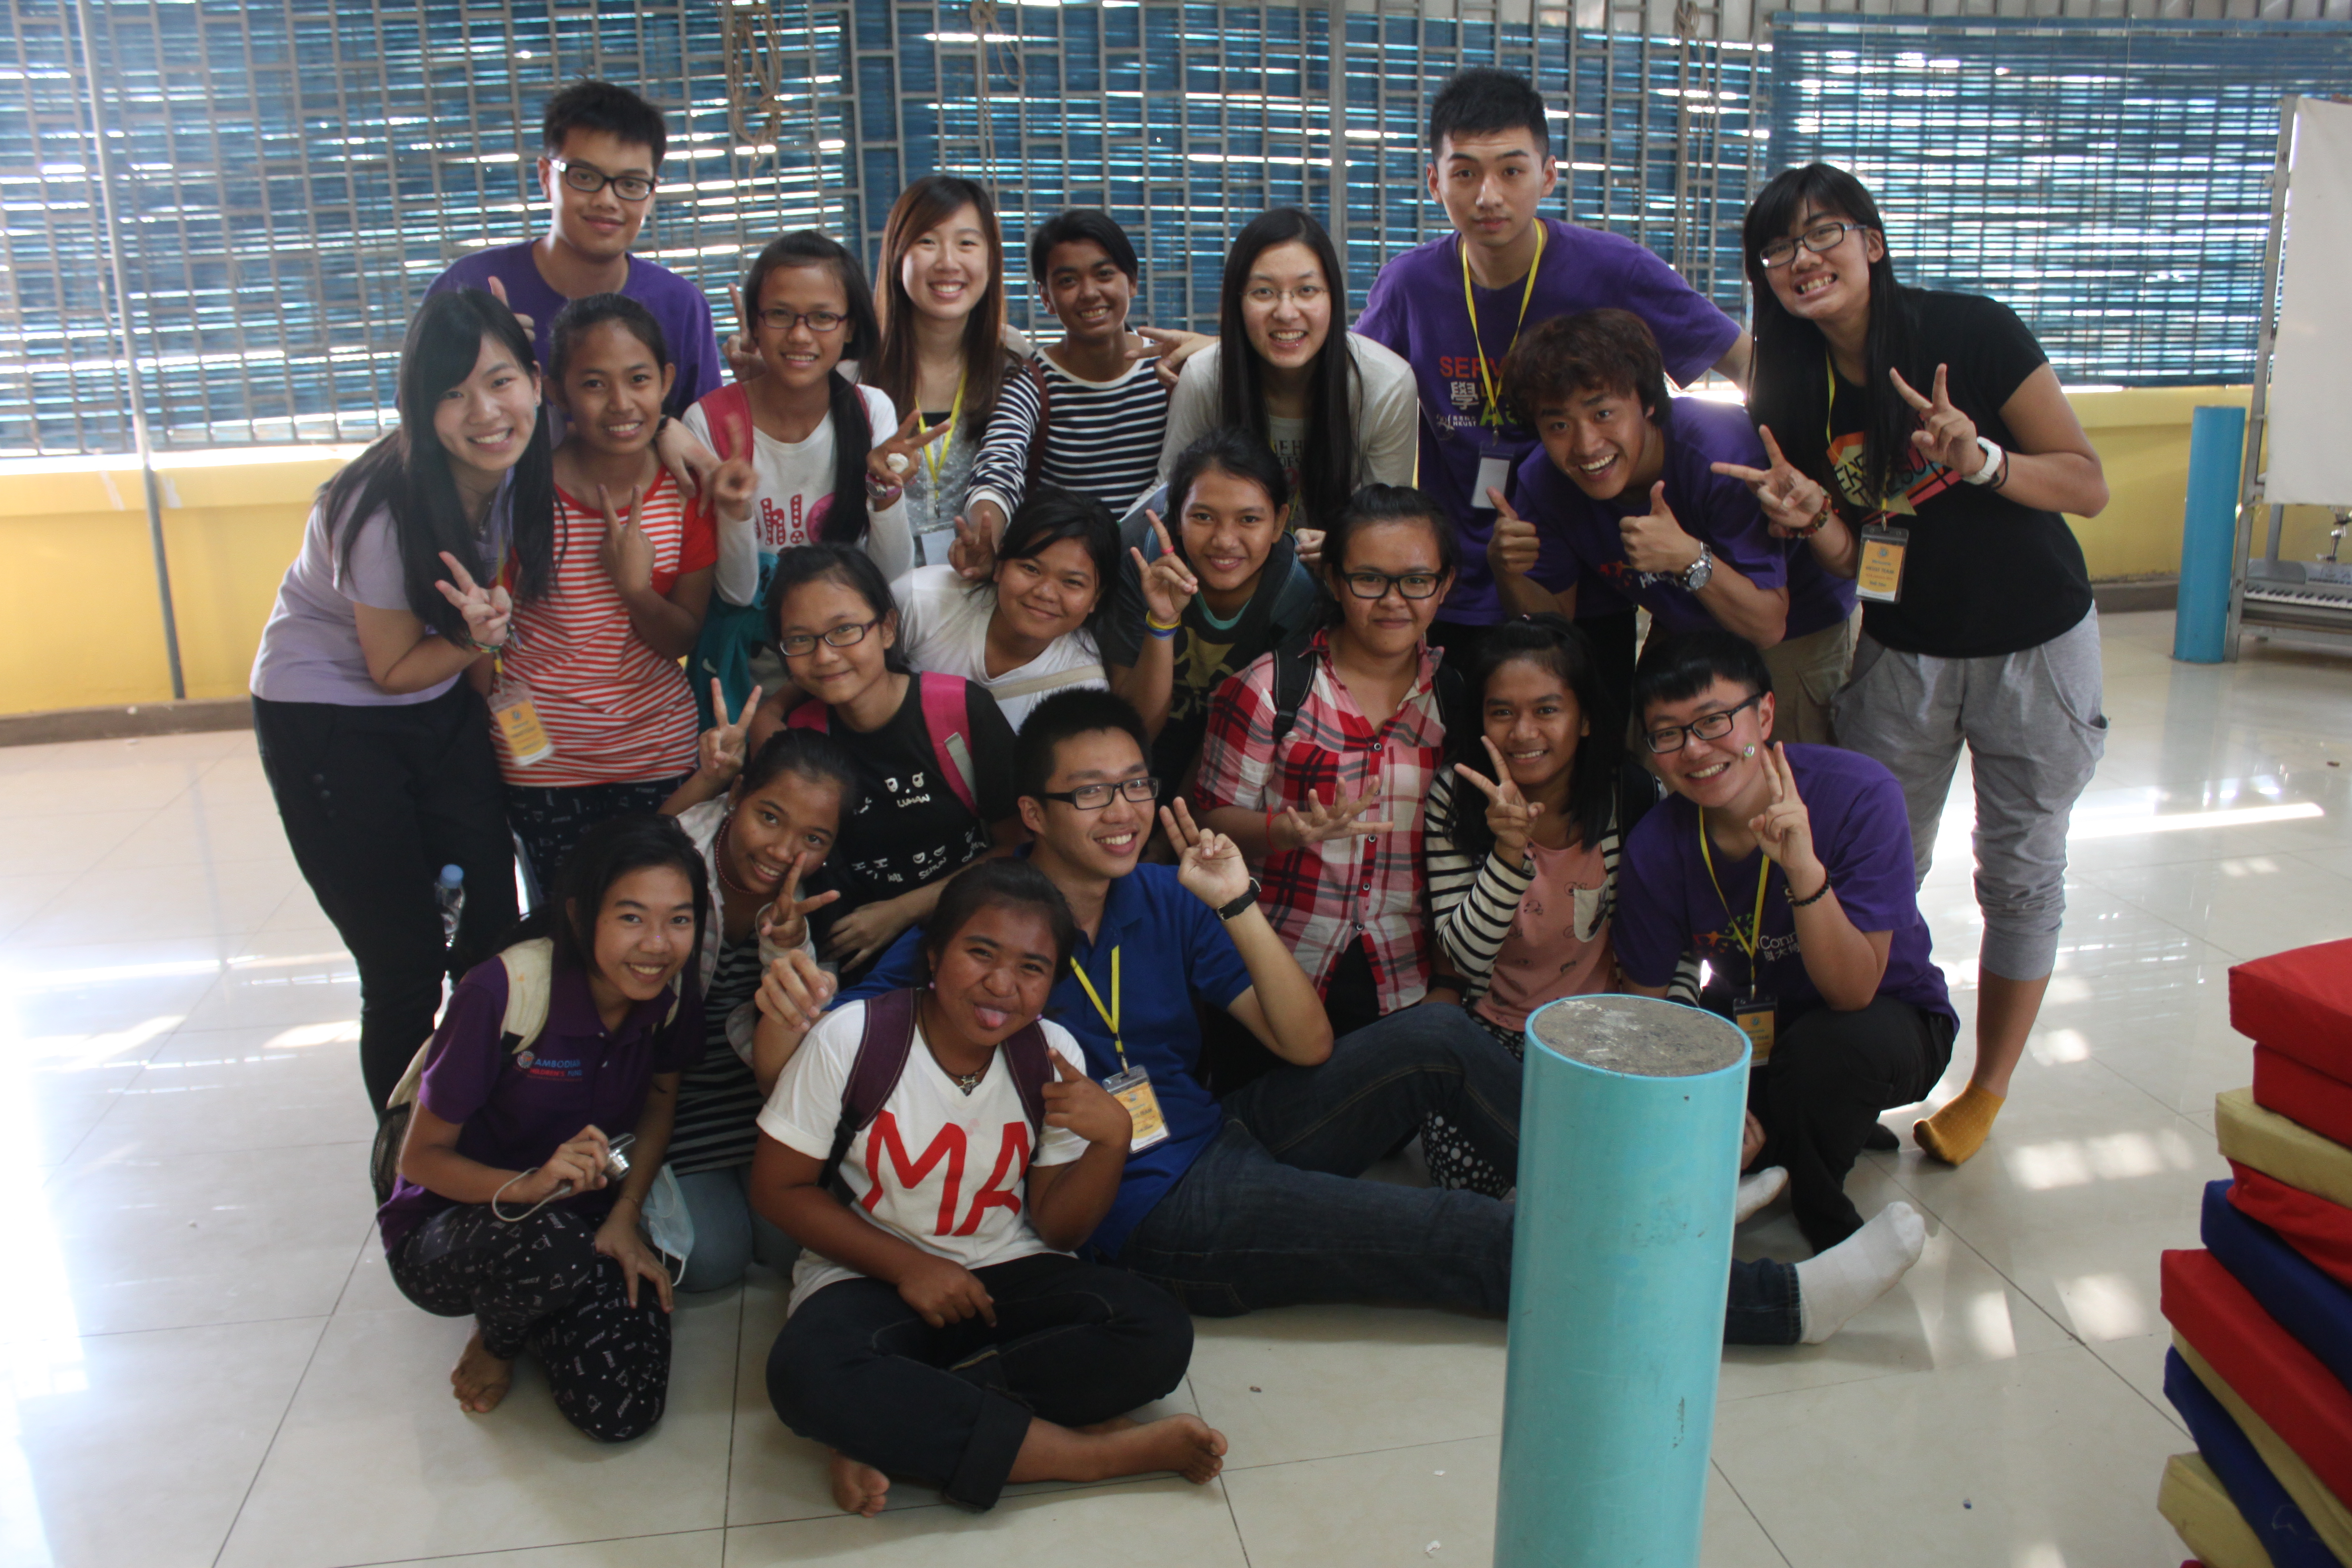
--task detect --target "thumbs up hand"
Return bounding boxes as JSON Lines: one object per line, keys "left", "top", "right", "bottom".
{"left": 1618, "top": 482, "right": 1703, "bottom": 578}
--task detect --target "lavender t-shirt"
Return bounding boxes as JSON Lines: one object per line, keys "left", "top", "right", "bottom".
{"left": 1516, "top": 397, "right": 1856, "bottom": 639}
{"left": 1612, "top": 743, "right": 1953, "bottom": 1025}
{"left": 248, "top": 483, "right": 514, "bottom": 707}
{"left": 376, "top": 954, "right": 706, "bottom": 1252}
{"left": 429, "top": 241, "right": 722, "bottom": 418}
{"left": 1355, "top": 219, "right": 1739, "bottom": 625}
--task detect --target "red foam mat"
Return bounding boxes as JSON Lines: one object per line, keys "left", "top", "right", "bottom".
{"left": 2160, "top": 1248, "right": 2352, "bottom": 1502}
{"left": 2232, "top": 939, "right": 2352, "bottom": 1080}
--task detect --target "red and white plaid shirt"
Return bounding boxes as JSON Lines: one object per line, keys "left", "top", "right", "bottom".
{"left": 1197, "top": 631, "right": 1449, "bottom": 1012}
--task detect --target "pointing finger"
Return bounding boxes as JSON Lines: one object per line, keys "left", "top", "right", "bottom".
{"left": 1453, "top": 763, "right": 1501, "bottom": 803}
{"left": 487, "top": 275, "right": 509, "bottom": 307}
{"left": 437, "top": 550, "right": 480, "bottom": 596}
{"left": 1710, "top": 460, "right": 1771, "bottom": 487}
{"left": 710, "top": 677, "right": 733, "bottom": 727}
{"left": 729, "top": 283, "right": 747, "bottom": 328}
{"left": 1479, "top": 734, "right": 1519, "bottom": 793}
{"left": 1758, "top": 425, "right": 1791, "bottom": 470}
{"left": 1931, "top": 363, "right": 1951, "bottom": 409}
{"left": 1149, "top": 511, "right": 1176, "bottom": 557}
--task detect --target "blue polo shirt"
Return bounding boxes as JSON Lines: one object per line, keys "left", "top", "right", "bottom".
{"left": 837, "top": 860, "right": 1255, "bottom": 1258}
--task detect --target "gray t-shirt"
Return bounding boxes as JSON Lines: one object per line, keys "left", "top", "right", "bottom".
{"left": 249, "top": 481, "right": 512, "bottom": 707}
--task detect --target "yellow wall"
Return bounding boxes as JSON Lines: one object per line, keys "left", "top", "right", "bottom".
{"left": 0, "top": 391, "right": 2337, "bottom": 716}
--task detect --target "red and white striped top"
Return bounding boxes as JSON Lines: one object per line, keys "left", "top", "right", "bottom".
{"left": 492, "top": 470, "right": 718, "bottom": 787}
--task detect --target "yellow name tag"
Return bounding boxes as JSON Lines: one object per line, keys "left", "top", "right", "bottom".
{"left": 1734, "top": 995, "right": 1778, "bottom": 1065}
{"left": 1103, "top": 1066, "right": 1171, "bottom": 1152}
{"left": 1856, "top": 525, "right": 1908, "bottom": 604}
{"left": 491, "top": 685, "right": 556, "bottom": 767}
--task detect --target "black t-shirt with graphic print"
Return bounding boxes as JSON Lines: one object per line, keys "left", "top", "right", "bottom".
{"left": 1821, "top": 290, "right": 2093, "bottom": 659}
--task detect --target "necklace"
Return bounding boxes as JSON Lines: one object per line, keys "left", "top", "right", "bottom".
{"left": 950, "top": 1066, "right": 985, "bottom": 1095}
{"left": 712, "top": 813, "right": 771, "bottom": 899}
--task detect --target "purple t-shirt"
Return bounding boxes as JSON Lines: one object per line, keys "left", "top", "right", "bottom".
{"left": 1517, "top": 397, "right": 1856, "bottom": 639}
{"left": 429, "top": 241, "right": 722, "bottom": 418}
{"left": 1612, "top": 743, "right": 1953, "bottom": 1026}
{"left": 1355, "top": 219, "right": 1739, "bottom": 625}
{"left": 376, "top": 953, "right": 706, "bottom": 1252}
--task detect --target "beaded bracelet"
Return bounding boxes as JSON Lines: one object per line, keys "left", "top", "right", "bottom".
{"left": 1788, "top": 876, "right": 1834, "bottom": 909}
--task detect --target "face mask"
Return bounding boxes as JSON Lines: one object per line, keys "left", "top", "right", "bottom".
{"left": 639, "top": 1163, "right": 696, "bottom": 1282}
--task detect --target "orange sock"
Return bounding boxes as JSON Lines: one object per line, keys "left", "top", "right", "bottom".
{"left": 1915, "top": 1084, "right": 2005, "bottom": 1165}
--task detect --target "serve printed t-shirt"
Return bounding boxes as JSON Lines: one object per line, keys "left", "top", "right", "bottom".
{"left": 682, "top": 383, "right": 915, "bottom": 606}
{"left": 1612, "top": 743, "right": 1954, "bottom": 1026}
{"left": 1517, "top": 396, "right": 1856, "bottom": 639}
{"left": 889, "top": 564, "right": 1108, "bottom": 732}
{"left": 759, "top": 998, "right": 1090, "bottom": 1314}
{"left": 1355, "top": 219, "right": 1740, "bottom": 625}
{"left": 427, "top": 242, "right": 721, "bottom": 419}
{"left": 492, "top": 469, "right": 715, "bottom": 787}
{"left": 1813, "top": 290, "right": 2091, "bottom": 658}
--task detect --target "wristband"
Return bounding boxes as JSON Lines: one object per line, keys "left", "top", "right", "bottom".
{"left": 1961, "top": 436, "right": 2003, "bottom": 486}
{"left": 1146, "top": 615, "right": 1180, "bottom": 638}
{"left": 1788, "top": 876, "right": 1833, "bottom": 909}
{"left": 1216, "top": 880, "right": 1262, "bottom": 922}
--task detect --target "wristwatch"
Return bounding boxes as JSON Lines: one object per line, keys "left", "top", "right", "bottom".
{"left": 1216, "top": 880, "right": 1261, "bottom": 923}
{"left": 1961, "top": 436, "right": 2004, "bottom": 486}
{"left": 1677, "top": 542, "right": 1715, "bottom": 593}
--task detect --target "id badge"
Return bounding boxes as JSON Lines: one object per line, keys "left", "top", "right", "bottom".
{"left": 1103, "top": 1066, "right": 1171, "bottom": 1152}
{"left": 490, "top": 677, "right": 556, "bottom": 767}
{"left": 1856, "top": 525, "right": 1908, "bottom": 604}
{"left": 1472, "top": 455, "right": 1512, "bottom": 510}
{"left": 1732, "top": 993, "right": 1778, "bottom": 1065}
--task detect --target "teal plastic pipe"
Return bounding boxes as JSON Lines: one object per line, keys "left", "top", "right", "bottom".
{"left": 1495, "top": 995, "right": 1750, "bottom": 1568}
{"left": 2173, "top": 403, "right": 2247, "bottom": 664}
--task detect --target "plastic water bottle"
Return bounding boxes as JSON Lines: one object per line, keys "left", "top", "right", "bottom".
{"left": 436, "top": 864, "right": 465, "bottom": 946}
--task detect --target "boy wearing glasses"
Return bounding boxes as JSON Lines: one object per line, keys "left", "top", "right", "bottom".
{"left": 1614, "top": 628, "right": 1955, "bottom": 1254}
{"left": 430, "top": 80, "right": 723, "bottom": 418}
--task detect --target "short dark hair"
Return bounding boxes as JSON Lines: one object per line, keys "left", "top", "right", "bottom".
{"left": 736, "top": 727, "right": 865, "bottom": 820}
{"left": 549, "top": 814, "right": 708, "bottom": 978}
{"left": 541, "top": 80, "right": 668, "bottom": 168}
{"left": 546, "top": 292, "right": 671, "bottom": 385}
{"left": 1501, "top": 309, "right": 1669, "bottom": 428}
{"left": 1630, "top": 626, "right": 1774, "bottom": 726}
{"left": 1029, "top": 209, "right": 1139, "bottom": 286}
{"left": 765, "top": 543, "right": 909, "bottom": 675}
{"left": 1428, "top": 68, "right": 1550, "bottom": 157}
{"left": 1323, "top": 483, "right": 1460, "bottom": 586}
{"left": 920, "top": 858, "right": 1080, "bottom": 984}
{"left": 1014, "top": 688, "right": 1150, "bottom": 804}
{"left": 987, "top": 486, "right": 1121, "bottom": 641}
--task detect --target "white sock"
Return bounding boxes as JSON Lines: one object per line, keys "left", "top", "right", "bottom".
{"left": 1795, "top": 1202, "right": 1927, "bottom": 1344}
{"left": 1735, "top": 1167, "right": 1788, "bottom": 1224}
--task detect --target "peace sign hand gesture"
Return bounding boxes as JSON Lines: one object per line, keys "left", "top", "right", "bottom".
{"left": 723, "top": 283, "right": 766, "bottom": 385}
{"left": 1889, "top": 364, "right": 1981, "bottom": 477}
{"left": 1133, "top": 511, "right": 1199, "bottom": 628}
{"left": 1484, "top": 488, "right": 1541, "bottom": 579}
{"left": 434, "top": 550, "right": 513, "bottom": 651}
{"left": 1711, "top": 426, "right": 1834, "bottom": 539}
{"left": 596, "top": 484, "right": 655, "bottom": 597}
{"left": 484, "top": 275, "right": 536, "bottom": 340}
{"left": 757, "top": 852, "right": 841, "bottom": 953}
{"left": 1452, "top": 736, "right": 1544, "bottom": 863}
{"left": 866, "top": 407, "right": 955, "bottom": 497}
{"left": 697, "top": 679, "right": 763, "bottom": 784}
{"left": 1273, "top": 788, "right": 1395, "bottom": 855}
{"left": 1745, "top": 743, "right": 1823, "bottom": 891}
{"left": 707, "top": 457, "right": 757, "bottom": 524}
{"left": 1161, "top": 798, "right": 1251, "bottom": 910}
{"left": 948, "top": 509, "right": 1000, "bottom": 584}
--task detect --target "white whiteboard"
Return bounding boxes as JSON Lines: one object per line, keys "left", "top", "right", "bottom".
{"left": 2268, "top": 97, "right": 2352, "bottom": 506}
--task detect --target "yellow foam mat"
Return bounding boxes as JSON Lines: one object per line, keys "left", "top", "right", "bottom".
{"left": 2175, "top": 1333, "right": 2352, "bottom": 1564}
{"left": 2216, "top": 1086, "right": 2352, "bottom": 1210}
{"left": 2159, "top": 1450, "right": 2276, "bottom": 1568}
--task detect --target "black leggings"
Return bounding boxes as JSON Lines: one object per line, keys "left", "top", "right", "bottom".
{"left": 253, "top": 686, "right": 517, "bottom": 1113}
{"left": 768, "top": 1252, "right": 1193, "bottom": 1511}
{"left": 388, "top": 1202, "right": 671, "bottom": 1443}
{"left": 504, "top": 776, "right": 689, "bottom": 895}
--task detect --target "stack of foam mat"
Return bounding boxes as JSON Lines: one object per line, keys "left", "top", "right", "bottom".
{"left": 2157, "top": 936, "right": 2352, "bottom": 1568}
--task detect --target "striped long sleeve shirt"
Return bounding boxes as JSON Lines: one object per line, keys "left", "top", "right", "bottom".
{"left": 963, "top": 353, "right": 1169, "bottom": 523}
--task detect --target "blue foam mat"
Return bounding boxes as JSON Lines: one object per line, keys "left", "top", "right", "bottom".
{"left": 2202, "top": 1178, "right": 2352, "bottom": 1393}
{"left": 2163, "top": 1347, "right": 2343, "bottom": 1568}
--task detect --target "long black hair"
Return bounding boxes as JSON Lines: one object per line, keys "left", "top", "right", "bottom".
{"left": 871, "top": 176, "right": 1012, "bottom": 431}
{"left": 1743, "top": 162, "right": 1916, "bottom": 512}
{"left": 738, "top": 231, "right": 882, "bottom": 549}
{"left": 1217, "top": 208, "right": 1360, "bottom": 530}
{"left": 325, "top": 289, "right": 554, "bottom": 638}
{"left": 1440, "top": 614, "right": 1620, "bottom": 862}
{"left": 980, "top": 485, "right": 1121, "bottom": 642}
{"left": 504, "top": 813, "right": 710, "bottom": 980}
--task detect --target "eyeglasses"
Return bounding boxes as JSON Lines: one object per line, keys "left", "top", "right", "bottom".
{"left": 776, "top": 617, "right": 882, "bottom": 658}
{"left": 1643, "top": 693, "right": 1764, "bottom": 755}
{"left": 548, "top": 157, "right": 657, "bottom": 202}
{"left": 757, "top": 307, "right": 848, "bottom": 335}
{"left": 1038, "top": 776, "right": 1161, "bottom": 811}
{"left": 1758, "top": 220, "right": 1872, "bottom": 268}
{"left": 1340, "top": 569, "right": 1443, "bottom": 601}
{"left": 1244, "top": 283, "right": 1327, "bottom": 309}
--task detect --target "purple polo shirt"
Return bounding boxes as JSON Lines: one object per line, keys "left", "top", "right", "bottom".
{"left": 377, "top": 953, "right": 706, "bottom": 1251}
{"left": 1518, "top": 397, "right": 1857, "bottom": 639}
{"left": 1355, "top": 219, "right": 1739, "bottom": 625}
{"left": 428, "top": 241, "right": 723, "bottom": 418}
{"left": 1612, "top": 743, "right": 1954, "bottom": 1026}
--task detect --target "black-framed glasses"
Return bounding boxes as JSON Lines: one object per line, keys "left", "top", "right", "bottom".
{"left": 1340, "top": 569, "right": 1443, "bottom": 601}
{"left": 1759, "top": 220, "right": 1872, "bottom": 269}
{"left": 548, "top": 157, "right": 657, "bottom": 202}
{"left": 1644, "top": 693, "right": 1764, "bottom": 755}
{"left": 1038, "top": 776, "right": 1161, "bottom": 811}
{"left": 776, "top": 617, "right": 882, "bottom": 658}
{"left": 758, "top": 307, "right": 848, "bottom": 335}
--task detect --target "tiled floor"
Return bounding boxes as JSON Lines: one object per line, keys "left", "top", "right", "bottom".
{"left": 5, "top": 610, "right": 2349, "bottom": 1568}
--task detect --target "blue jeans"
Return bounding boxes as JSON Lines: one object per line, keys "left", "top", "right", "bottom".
{"left": 1114, "top": 1001, "right": 1807, "bottom": 1345}
{"left": 672, "top": 1165, "right": 799, "bottom": 1294}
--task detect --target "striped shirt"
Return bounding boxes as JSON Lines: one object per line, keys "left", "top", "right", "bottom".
{"left": 667, "top": 934, "right": 767, "bottom": 1175}
{"left": 492, "top": 469, "right": 715, "bottom": 786}
{"left": 964, "top": 354, "right": 1168, "bottom": 523}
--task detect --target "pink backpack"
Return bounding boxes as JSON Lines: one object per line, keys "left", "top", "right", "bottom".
{"left": 786, "top": 672, "right": 980, "bottom": 821}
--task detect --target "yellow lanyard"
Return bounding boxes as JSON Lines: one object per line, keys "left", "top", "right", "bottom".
{"left": 1460, "top": 223, "right": 1546, "bottom": 428}
{"left": 1069, "top": 944, "right": 1127, "bottom": 1071}
{"left": 921, "top": 375, "right": 965, "bottom": 493}
{"left": 1697, "top": 818, "right": 1773, "bottom": 973}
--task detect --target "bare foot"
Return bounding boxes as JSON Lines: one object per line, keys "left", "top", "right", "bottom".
{"left": 450, "top": 1330, "right": 513, "bottom": 1415}
{"left": 828, "top": 1450, "right": 890, "bottom": 1517}
{"left": 1077, "top": 1416, "right": 1140, "bottom": 1436}
{"left": 1110, "top": 1414, "right": 1227, "bottom": 1484}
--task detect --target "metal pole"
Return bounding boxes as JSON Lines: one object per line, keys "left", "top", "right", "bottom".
{"left": 2229, "top": 96, "right": 2296, "bottom": 664}
{"left": 69, "top": 0, "right": 185, "bottom": 700}
{"left": 1495, "top": 995, "right": 1749, "bottom": 1568}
